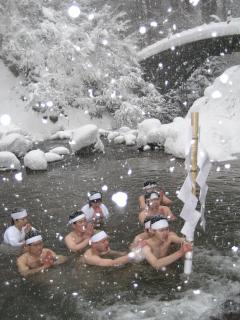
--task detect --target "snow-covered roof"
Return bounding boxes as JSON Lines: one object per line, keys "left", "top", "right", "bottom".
{"left": 137, "top": 19, "right": 240, "bottom": 61}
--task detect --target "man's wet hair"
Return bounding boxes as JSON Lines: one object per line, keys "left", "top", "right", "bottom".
{"left": 143, "top": 180, "right": 157, "bottom": 188}
{"left": 150, "top": 216, "right": 166, "bottom": 225}
{"left": 68, "top": 210, "right": 84, "bottom": 224}
{"left": 25, "top": 229, "right": 41, "bottom": 242}
{"left": 143, "top": 216, "right": 152, "bottom": 224}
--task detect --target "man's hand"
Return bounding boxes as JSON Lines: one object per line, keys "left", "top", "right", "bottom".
{"left": 42, "top": 251, "right": 55, "bottom": 268}
{"left": 180, "top": 242, "right": 193, "bottom": 255}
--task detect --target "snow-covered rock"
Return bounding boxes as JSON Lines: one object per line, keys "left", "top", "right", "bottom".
{"left": 70, "top": 124, "right": 104, "bottom": 153}
{"left": 49, "top": 146, "right": 70, "bottom": 155}
{"left": 143, "top": 145, "right": 151, "bottom": 151}
{"left": 118, "top": 126, "right": 131, "bottom": 134}
{"left": 99, "top": 128, "right": 109, "bottom": 137}
{"left": 125, "top": 133, "right": 136, "bottom": 146}
{"left": 45, "top": 152, "right": 63, "bottom": 162}
{"left": 49, "top": 130, "right": 72, "bottom": 140}
{"left": 137, "top": 118, "right": 161, "bottom": 148}
{"left": 107, "top": 131, "right": 120, "bottom": 141}
{"left": 114, "top": 135, "right": 125, "bottom": 144}
{"left": 0, "top": 151, "right": 21, "bottom": 171}
{"left": 164, "top": 118, "right": 191, "bottom": 158}
{"left": 24, "top": 149, "right": 47, "bottom": 170}
{"left": 0, "top": 133, "right": 33, "bottom": 157}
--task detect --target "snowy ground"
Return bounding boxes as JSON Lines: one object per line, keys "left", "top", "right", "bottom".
{"left": 0, "top": 60, "right": 112, "bottom": 141}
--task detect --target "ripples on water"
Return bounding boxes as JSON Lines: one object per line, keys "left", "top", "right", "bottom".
{"left": 0, "top": 141, "right": 239, "bottom": 320}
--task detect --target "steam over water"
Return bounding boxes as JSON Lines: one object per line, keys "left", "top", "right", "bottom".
{"left": 0, "top": 141, "right": 239, "bottom": 320}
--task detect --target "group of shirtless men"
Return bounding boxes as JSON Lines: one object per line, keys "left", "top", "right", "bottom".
{"left": 3, "top": 180, "right": 192, "bottom": 277}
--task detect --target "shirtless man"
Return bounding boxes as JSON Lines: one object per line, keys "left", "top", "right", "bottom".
{"left": 81, "top": 191, "right": 109, "bottom": 228}
{"left": 3, "top": 208, "right": 33, "bottom": 248}
{"left": 65, "top": 210, "right": 94, "bottom": 253}
{"left": 82, "top": 231, "right": 130, "bottom": 267}
{"left": 142, "top": 218, "right": 192, "bottom": 270}
{"left": 138, "top": 180, "right": 172, "bottom": 210}
{"left": 138, "top": 191, "right": 176, "bottom": 225}
{"left": 130, "top": 216, "right": 153, "bottom": 250}
{"left": 17, "top": 230, "right": 67, "bottom": 277}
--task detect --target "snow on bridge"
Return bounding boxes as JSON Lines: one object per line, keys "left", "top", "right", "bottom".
{"left": 137, "top": 18, "right": 240, "bottom": 61}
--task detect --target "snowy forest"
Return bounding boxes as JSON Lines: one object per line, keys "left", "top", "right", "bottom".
{"left": 1, "top": 0, "right": 240, "bottom": 128}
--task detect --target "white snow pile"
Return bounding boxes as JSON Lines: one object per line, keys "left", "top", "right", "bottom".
{"left": 49, "top": 146, "right": 70, "bottom": 155}
{"left": 136, "top": 118, "right": 163, "bottom": 148}
{"left": 0, "top": 123, "right": 33, "bottom": 157}
{"left": 107, "top": 126, "right": 137, "bottom": 146}
{"left": 24, "top": 149, "right": 47, "bottom": 170}
{"left": 45, "top": 152, "right": 63, "bottom": 163}
{"left": 49, "top": 130, "right": 72, "bottom": 140}
{"left": 70, "top": 124, "right": 104, "bottom": 153}
{"left": 186, "top": 65, "right": 240, "bottom": 161}
{"left": 0, "top": 151, "right": 21, "bottom": 171}
{"left": 123, "top": 65, "right": 240, "bottom": 161}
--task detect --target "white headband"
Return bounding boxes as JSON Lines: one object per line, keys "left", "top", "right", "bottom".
{"left": 26, "top": 235, "right": 43, "bottom": 245}
{"left": 90, "top": 231, "right": 108, "bottom": 243}
{"left": 89, "top": 193, "right": 102, "bottom": 201}
{"left": 143, "top": 184, "right": 157, "bottom": 190}
{"left": 144, "top": 221, "right": 151, "bottom": 229}
{"left": 149, "top": 192, "right": 159, "bottom": 200}
{"left": 11, "top": 209, "right": 28, "bottom": 220}
{"left": 151, "top": 219, "right": 169, "bottom": 230}
{"left": 68, "top": 213, "right": 85, "bottom": 225}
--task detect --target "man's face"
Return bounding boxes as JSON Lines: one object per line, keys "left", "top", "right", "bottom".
{"left": 28, "top": 241, "right": 43, "bottom": 257}
{"left": 94, "top": 238, "right": 109, "bottom": 253}
{"left": 90, "top": 199, "right": 102, "bottom": 209}
{"left": 16, "top": 217, "right": 28, "bottom": 229}
{"left": 73, "top": 218, "right": 87, "bottom": 233}
{"left": 148, "top": 197, "right": 160, "bottom": 209}
{"left": 155, "top": 227, "right": 169, "bottom": 241}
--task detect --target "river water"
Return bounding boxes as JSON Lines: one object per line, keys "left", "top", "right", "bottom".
{"left": 0, "top": 141, "right": 239, "bottom": 320}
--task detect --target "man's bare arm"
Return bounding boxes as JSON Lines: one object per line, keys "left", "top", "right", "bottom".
{"left": 65, "top": 236, "right": 90, "bottom": 253}
{"left": 143, "top": 243, "right": 192, "bottom": 270}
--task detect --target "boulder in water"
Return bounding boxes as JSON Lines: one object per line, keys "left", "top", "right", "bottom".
{"left": 0, "top": 151, "right": 21, "bottom": 171}
{"left": 24, "top": 149, "right": 47, "bottom": 170}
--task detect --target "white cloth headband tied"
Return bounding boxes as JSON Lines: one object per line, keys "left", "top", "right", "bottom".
{"left": 149, "top": 192, "right": 159, "bottom": 200}
{"left": 68, "top": 214, "right": 85, "bottom": 225}
{"left": 89, "top": 193, "right": 102, "bottom": 201}
{"left": 11, "top": 209, "right": 28, "bottom": 220}
{"left": 90, "top": 231, "right": 108, "bottom": 243}
{"left": 144, "top": 221, "right": 151, "bottom": 229}
{"left": 151, "top": 219, "right": 169, "bottom": 230}
{"left": 26, "top": 235, "right": 43, "bottom": 245}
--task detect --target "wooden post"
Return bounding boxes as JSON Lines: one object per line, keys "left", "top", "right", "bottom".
{"left": 184, "top": 112, "right": 199, "bottom": 275}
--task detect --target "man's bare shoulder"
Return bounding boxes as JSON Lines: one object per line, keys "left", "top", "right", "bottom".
{"left": 17, "top": 252, "right": 28, "bottom": 263}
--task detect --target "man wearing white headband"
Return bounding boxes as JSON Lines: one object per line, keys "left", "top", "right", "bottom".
{"left": 65, "top": 211, "right": 94, "bottom": 253}
{"left": 82, "top": 230, "right": 130, "bottom": 267}
{"left": 3, "top": 208, "right": 33, "bottom": 247}
{"left": 130, "top": 216, "right": 154, "bottom": 250}
{"left": 142, "top": 217, "right": 192, "bottom": 270}
{"left": 138, "top": 180, "right": 172, "bottom": 211}
{"left": 81, "top": 191, "right": 109, "bottom": 227}
{"left": 138, "top": 191, "right": 176, "bottom": 225}
{"left": 17, "top": 230, "right": 67, "bottom": 277}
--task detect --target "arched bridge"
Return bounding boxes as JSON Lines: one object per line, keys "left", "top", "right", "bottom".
{"left": 137, "top": 19, "right": 240, "bottom": 93}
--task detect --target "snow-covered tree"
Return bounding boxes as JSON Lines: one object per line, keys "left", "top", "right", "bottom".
{"left": 0, "top": 0, "right": 165, "bottom": 128}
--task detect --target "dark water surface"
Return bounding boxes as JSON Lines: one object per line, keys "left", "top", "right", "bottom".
{"left": 0, "top": 141, "right": 239, "bottom": 320}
